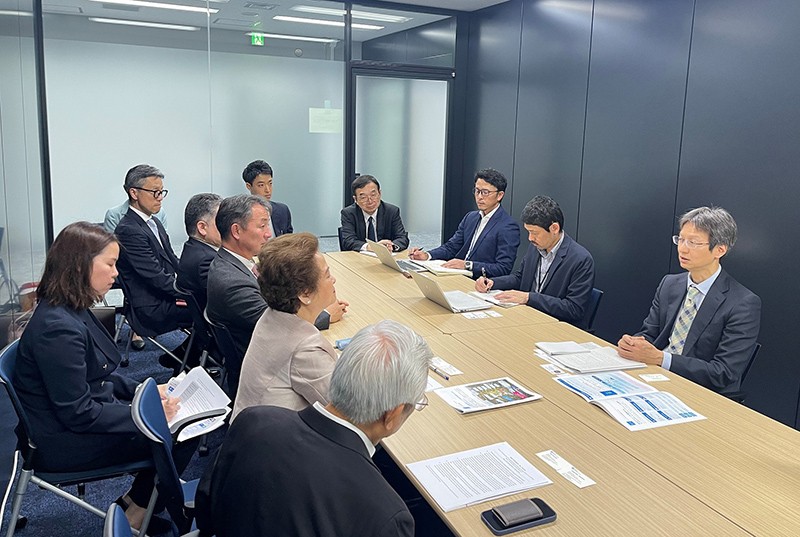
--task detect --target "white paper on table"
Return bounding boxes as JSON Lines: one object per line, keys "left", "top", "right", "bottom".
{"left": 462, "top": 311, "right": 488, "bottom": 319}
{"left": 593, "top": 391, "right": 706, "bottom": 431}
{"left": 407, "top": 442, "right": 552, "bottom": 512}
{"left": 426, "top": 376, "right": 444, "bottom": 392}
{"left": 541, "top": 363, "right": 567, "bottom": 375}
{"left": 431, "top": 356, "right": 463, "bottom": 376}
{"left": 434, "top": 377, "right": 542, "bottom": 414}
{"left": 167, "top": 367, "right": 231, "bottom": 434}
{"left": 469, "top": 290, "right": 519, "bottom": 308}
{"left": 545, "top": 345, "right": 646, "bottom": 373}
{"left": 536, "top": 450, "right": 596, "bottom": 489}
{"left": 640, "top": 373, "right": 670, "bottom": 382}
{"left": 414, "top": 259, "right": 471, "bottom": 276}
{"left": 535, "top": 341, "right": 590, "bottom": 355}
{"left": 485, "top": 310, "right": 503, "bottom": 318}
{"left": 555, "top": 371, "right": 657, "bottom": 402}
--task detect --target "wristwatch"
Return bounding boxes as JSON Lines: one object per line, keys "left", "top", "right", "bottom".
{"left": 465, "top": 261, "right": 473, "bottom": 271}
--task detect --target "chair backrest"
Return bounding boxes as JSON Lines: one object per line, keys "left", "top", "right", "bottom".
{"left": 204, "top": 309, "right": 243, "bottom": 399}
{"left": 103, "top": 503, "right": 133, "bottom": 537}
{"left": 131, "top": 378, "right": 185, "bottom": 528}
{"left": 0, "top": 339, "right": 37, "bottom": 455}
{"left": 115, "top": 276, "right": 158, "bottom": 338}
{"left": 337, "top": 226, "right": 344, "bottom": 251}
{"left": 741, "top": 342, "right": 761, "bottom": 385}
{"left": 583, "top": 288, "right": 604, "bottom": 332}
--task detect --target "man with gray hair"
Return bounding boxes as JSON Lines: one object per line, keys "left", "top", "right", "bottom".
{"left": 177, "top": 193, "right": 222, "bottom": 311}
{"left": 195, "top": 320, "right": 430, "bottom": 537}
{"left": 618, "top": 206, "right": 761, "bottom": 394}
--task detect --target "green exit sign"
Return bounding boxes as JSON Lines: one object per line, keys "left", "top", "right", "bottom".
{"left": 251, "top": 34, "right": 264, "bottom": 46}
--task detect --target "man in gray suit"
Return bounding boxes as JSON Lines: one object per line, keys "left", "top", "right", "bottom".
{"left": 618, "top": 206, "right": 761, "bottom": 395}
{"left": 206, "top": 195, "right": 346, "bottom": 396}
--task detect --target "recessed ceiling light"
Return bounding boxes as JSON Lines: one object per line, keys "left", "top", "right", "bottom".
{"left": 0, "top": 10, "right": 33, "bottom": 16}
{"left": 87, "top": 0, "right": 218, "bottom": 15}
{"left": 290, "top": 5, "right": 411, "bottom": 24}
{"left": 273, "top": 15, "right": 382, "bottom": 31}
{"left": 90, "top": 17, "right": 201, "bottom": 30}
{"left": 246, "top": 31, "right": 338, "bottom": 44}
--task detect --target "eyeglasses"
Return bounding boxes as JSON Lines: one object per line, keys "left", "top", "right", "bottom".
{"left": 414, "top": 393, "right": 428, "bottom": 412}
{"left": 132, "top": 187, "right": 169, "bottom": 199}
{"left": 473, "top": 188, "right": 499, "bottom": 197}
{"left": 672, "top": 235, "right": 709, "bottom": 249}
{"left": 356, "top": 192, "right": 380, "bottom": 202}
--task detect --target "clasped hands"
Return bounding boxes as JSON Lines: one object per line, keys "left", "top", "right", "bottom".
{"left": 617, "top": 335, "right": 663, "bottom": 365}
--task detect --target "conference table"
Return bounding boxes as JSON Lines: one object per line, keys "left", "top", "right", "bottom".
{"left": 323, "top": 251, "right": 800, "bottom": 536}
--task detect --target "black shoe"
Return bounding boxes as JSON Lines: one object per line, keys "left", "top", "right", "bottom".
{"left": 114, "top": 496, "right": 174, "bottom": 536}
{"left": 158, "top": 353, "right": 184, "bottom": 377}
{"left": 131, "top": 338, "right": 146, "bottom": 351}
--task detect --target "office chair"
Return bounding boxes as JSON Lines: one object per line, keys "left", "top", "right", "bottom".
{"left": 726, "top": 342, "right": 762, "bottom": 404}
{"left": 583, "top": 288, "right": 604, "bottom": 334}
{"left": 0, "top": 227, "right": 21, "bottom": 314}
{"left": 0, "top": 340, "right": 154, "bottom": 537}
{"left": 204, "top": 310, "right": 244, "bottom": 401}
{"left": 103, "top": 502, "right": 201, "bottom": 537}
{"left": 116, "top": 276, "right": 188, "bottom": 368}
{"left": 131, "top": 378, "right": 223, "bottom": 536}
{"left": 337, "top": 226, "right": 345, "bottom": 251}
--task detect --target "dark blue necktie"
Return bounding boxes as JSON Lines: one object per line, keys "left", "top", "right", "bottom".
{"left": 367, "top": 216, "right": 377, "bottom": 242}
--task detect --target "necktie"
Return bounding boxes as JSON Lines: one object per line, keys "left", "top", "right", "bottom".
{"left": 146, "top": 218, "right": 163, "bottom": 249}
{"left": 367, "top": 216, "right": 377, "bottom": 242}
{"left": 666, "top": 286, "right": 700, "bottom": 355}
{"left": 251, "top": 263, "right": 260, "bottom": 279}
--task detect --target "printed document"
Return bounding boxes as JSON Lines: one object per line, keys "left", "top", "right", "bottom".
{"left": 470, "top": 290, "right": 520, "bottom": 308}
{"left": 554, "top": 371, "right": 656, "bottom": 402}
{"left": 407, "top": 442, "right": 552, "bottom": 512}
{"left": 434, "top": 377, "right": 542, "bottom": 414}
{"left": 414, "top": 259, "right": 472, "bottom": 276}
{"left": 166, "top": 367, "right": 231, "bottom": 441}
{"left": 535, "top": 341, "right": 645, "bottom": 373}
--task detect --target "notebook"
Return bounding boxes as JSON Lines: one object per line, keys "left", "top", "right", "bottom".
{"left": 409, "top": 271, "right": 491, "bottom": 313}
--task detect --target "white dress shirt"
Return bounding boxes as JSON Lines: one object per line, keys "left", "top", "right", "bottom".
{"left": 465, "top": 205, "right": 499, "bottom": 259}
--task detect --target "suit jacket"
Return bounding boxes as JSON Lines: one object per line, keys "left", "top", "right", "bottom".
{"left": 196, "top": 405, "right": 414, "bottom": 537}
{"left": 492, "top": 234, "right": 595, "bottom": 328}
{"left": 270, "top": 200, "right": 293, "bottom": 236}
{"left": 115, "top": 209, "right": 183, "bottom": 332}
{"left": 428, "top": 205, "right": 520, "bottom": 278}
{"left": 636, "top": 270, "right": 761, "bottom": 394}
{"left": 14, "top": 300, "right": 140, "bottom": 470}
{"left": 206, "top": 248, "right": 331, "bottom": 359}
{"left": 177, "top": 238, "right": 217, "bottom": 311}
{"left": 232, "top": 308, "right": 337, "bottom": 420}
{"left": 340, "top": 201, "right": 409, "bottom": 252}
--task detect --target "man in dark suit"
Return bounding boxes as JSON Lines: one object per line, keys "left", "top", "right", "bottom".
{"left": 409, "top": 168, "right": 520, "bottom": 278}
{"left": 476, "top": 196, "right": 595, "bottom": 328}
{"left": 196, "top": 320, "right": 430, "bottom": 537}
{"left": 618, "top": 206, "right": 761, "bottom": 394}
{"left": 340, "top": 174, "right": 409, "bottom": 252}
{"left": 176, "top": 193, "right": 222, "bottom": 311}
{"left": 242, "top": 160, "right": 292, "bottom": 236}
{"left": 206, "top": 195, "right": 346, "bottom": 396}
{"left": 115, "top": 164, "right": 191, "bottom": 334}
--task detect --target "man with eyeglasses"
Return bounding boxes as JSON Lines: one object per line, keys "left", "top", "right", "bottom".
{"left": 475, "top": 196, "right": 595, "bottom": 328}
{"left": 196, "top": 320, "right": 431, "bottom": 537}
{"left": 115, "top": 164, "right": 192, "bottom": 337}
{"left": 409, "top": 168, "right": 520, "bottom": 278}
{"left": 339, "top": 174, "right": 409, "bottom": 252}
{"left": 618, "top": 206, "right": 761, "bottom": 395}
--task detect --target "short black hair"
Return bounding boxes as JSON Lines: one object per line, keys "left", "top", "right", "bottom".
{"left": 474, "top": 168, "right": 507, "bottom": 192}
{"left": 216, "top": 194, "right": 270, "bottom": 242}
{"left": 242, "top": 160, "right": 273, "bottom": 185}
{"left": 184, "top": 193, "right": 222, "bottom": 237}
{"left": 124, "top": 164, "right": 163, "bottom": 199}
{"left": 351, "top": 175, "right": 381, "bottom": 195}
{"left": 521, "top": 196, "right": 564, "bottom": 232}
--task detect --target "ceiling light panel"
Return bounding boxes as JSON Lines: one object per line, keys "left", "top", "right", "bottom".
{"left": 88, "top": 0, "right": 219, "bottom": 14}
{"left": 290, "top": 5, "right": 411, "bottom": 24}
{"left": 273, "top": 15, "right": 382, "bottom": 31}
{"left": 90, "top": 17, "right": 200, "bottom": 30}
{"left": 246, "top": 31, "right": 337, "bottom": 44}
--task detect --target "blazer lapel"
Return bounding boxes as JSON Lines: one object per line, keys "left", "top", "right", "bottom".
{"left": 80, "top": 309, "right": 123, "bottom": 367}
{"left": 220, "top": 249, "right": 257, "bottom": 281}
{"left": 355, "top": 206, "right": 367, "bottom": 240}
{"left": 683, "top": 272, "right": 729, "bottom": 354}
{"left": 540, "top": 235, "right": 570, "bottom": 291}
{"left": 299, "top": 407, "right": 376, "bottom": 466}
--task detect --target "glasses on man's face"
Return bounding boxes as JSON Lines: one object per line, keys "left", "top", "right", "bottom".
{"left": 133, "top": 186, "right": 168, "bottom": 199}
{"left": 672, "top": 235, "right": 709, "bottom": 249}
{"left": 473, "top": 188, "right": 499, "bottom": 198}
{"left": 356, "top": 192, "right": 380, "bottom": 202}
{"left": 414, "top": 393, "right": 429, "bottom": 412}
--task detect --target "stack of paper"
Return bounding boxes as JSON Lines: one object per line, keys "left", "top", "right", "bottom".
{"left": 469, "top": 290, "right": 520, "bottom": 308}
{"left": 414, "top": 259, "right": 472, "bottom": 277}
{"left": 166, "top": 367, "right": 231, "bottom": 442}
{"left": 535, "top": 341, "right": 646, "bottom": 373}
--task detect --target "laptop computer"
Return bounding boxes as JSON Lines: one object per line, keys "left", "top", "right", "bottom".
{"left": 409, "top": 271, "right": 492, "bottom": 313}
{"left": 366, "top": 239, "right": 426, "bottom": 273}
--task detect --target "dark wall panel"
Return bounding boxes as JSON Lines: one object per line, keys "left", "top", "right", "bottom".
{"left": 455, "top": 0, "right": 524, "bottom": 236}
{"left": 511, "top": 0, "right": 592, "bottom": 252}
{"left": 677, "top": 0, "right": 800, "bottom": 426}
{"left": 578, "top": 0, "right": 695, "bottom": 342}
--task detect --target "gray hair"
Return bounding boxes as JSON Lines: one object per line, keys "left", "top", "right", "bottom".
{"left": 216, "top": 194, "right": 270, "bottom": 242}
{"left": 678, "top": 206, "right": 737, "bottom": 250}
{"left": 184, "top": 193, "right": 222, "bottom": 237}
{"left": 124, "top": 164, "right": 163, "bottom": 196}
{"left": 329, "top": 320, "right": 432, "bottom": 425}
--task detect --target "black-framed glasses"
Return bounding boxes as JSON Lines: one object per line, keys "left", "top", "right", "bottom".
{"left": 414, "top": 393, "right": 429, "bottom": 412}
{"left": 672, "top": 235, "right": 709, "bottom": 249}
{"left": 473, "top": 188, "right": 499, "bottom": 197}
{"left": 132, "top": 186, "right": 168, "bottom": 199}
{"left": 356, "top": 192, "right": 380, "bottom": 202}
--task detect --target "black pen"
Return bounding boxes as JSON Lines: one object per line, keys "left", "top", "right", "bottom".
{"left": 481, "top": 267, "right": 491, "bottom": 290}
{"left": 429, "top": 365, "right": 450, "bottom": 381}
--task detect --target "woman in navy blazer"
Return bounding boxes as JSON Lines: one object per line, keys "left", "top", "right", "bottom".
{"left": 13, "top": 222, "right": 186, "bottom": 530}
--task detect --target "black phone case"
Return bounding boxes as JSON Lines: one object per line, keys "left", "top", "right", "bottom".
{"left": 480, "top": 498, "right": 557, "bottom": 535}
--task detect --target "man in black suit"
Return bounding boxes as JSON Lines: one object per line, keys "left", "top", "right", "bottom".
{"left": 115, "top": 164, "right": 191, "bottom": 334}
{"left": 206, "top": 195, "right": 347, "bottom": 396}
{"left": 476, "top": 196, "right": 595, "bottom": 328}
{"left": 242, "top": 160, "right": 293, "bottom": 236}
{"left": 340, "top": 174, "right": 409, "bottom": 252}
{"left": 618, "top": 206, "right": 761, "bottom": 394}
{"left": 196, "top": 320, "right": 431, "bottom": 537}
{"left": 177, "top": 193, "right": 222, "bottom": 311}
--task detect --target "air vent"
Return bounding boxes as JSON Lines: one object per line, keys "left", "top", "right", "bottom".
{"left": 213, "top": 18, "right": 258, "bottom": 28}
{"left": 243, "top": 2, "right": 278, "bottom": 10}
{"left": 101, "top": 3, "right": 139, "bottom": 11}
{"left": 43, "top": 4, "right": 84, "bottom": 14}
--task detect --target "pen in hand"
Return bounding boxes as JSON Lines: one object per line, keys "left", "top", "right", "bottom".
{"left": 429, "top": 365, "right": 450, "bottom": 381}
{"left": 480, "top": 267, "right": 492, "bottom": 292}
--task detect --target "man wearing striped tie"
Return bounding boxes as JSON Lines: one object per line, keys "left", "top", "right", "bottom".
{"left": 617, "top": 207, "right": 761, "bottom": 395}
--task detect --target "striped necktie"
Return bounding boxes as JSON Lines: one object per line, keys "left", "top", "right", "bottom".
{"left": 666, "top": 286, "right": 700, "bottom": 355}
